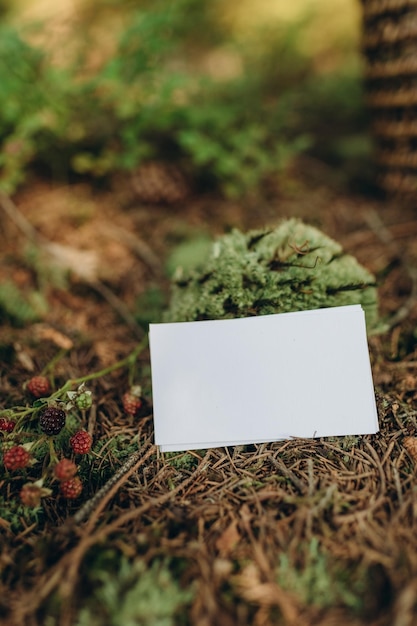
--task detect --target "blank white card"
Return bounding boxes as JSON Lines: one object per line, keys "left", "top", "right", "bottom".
{"left": 149, "top": 305, "right": 379, "bottom": 452}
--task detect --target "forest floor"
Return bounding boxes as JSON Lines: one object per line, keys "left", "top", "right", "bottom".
{"left": 2, "top": 159, "right": 417, "bottom": 625}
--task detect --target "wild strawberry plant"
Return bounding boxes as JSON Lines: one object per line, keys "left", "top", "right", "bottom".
{"left": 0, "top": 340, "right": 147, "bottom": 526}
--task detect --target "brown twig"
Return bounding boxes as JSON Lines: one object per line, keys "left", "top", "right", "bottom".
{"left": 70, "top": 438, "right": 155, "bottom": 528}
{"left": 0, "top": 190, "right": 48, "bottom": 245}
{"left": 268, "top": 454, "right": 307, "bottom": 494}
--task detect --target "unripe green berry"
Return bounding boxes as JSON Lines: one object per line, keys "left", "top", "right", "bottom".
{"left": 75, "top": 391, "right": 93, "bottom": 410}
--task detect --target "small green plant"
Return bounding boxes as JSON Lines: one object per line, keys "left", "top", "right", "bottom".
{"left": 0, "top": 280, "right": 47, "bottom": 326}
{"left": 87, "top": 433, "right": 143, "bottom": 487}
{"left": 165, "top": 233, "right": 213, "bottom": 278}
{"left": 164, "top": 452, "right": 200, "bottom": 472}
{"left": 0, "top": 25, "right": 75, "bottom": 192}
{"left": 134, "top": 285, "right": 167, "bottom": 330}
{"left": 75, "top": 555, "right": 194, "bottom": 626}
{"left": 277, "top": 538, "right": 366, "bottom": 612}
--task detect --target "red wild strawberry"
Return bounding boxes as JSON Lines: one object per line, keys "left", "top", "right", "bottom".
{"left": 39, "top": 406, "right": 66, "bottom": 435}
{"left": 3, "top": 445, "right": 31, "bottom": 470}
{"left": 60, "top": 476, "right": 83, "bottom": 499}
{"left": 0, "top": 417, "right": 16, "bottom": 432}
{"left": 27, "top": 376, "right": 51, "bottom": 398}
{"left": 70, "top": 430, "right": 92, "bottom": 454}
{"left": 54, "top": 458, "right": 78, "bottom": 481}
{"left": 122, "top": 385, "right": 143, "bottom": 416}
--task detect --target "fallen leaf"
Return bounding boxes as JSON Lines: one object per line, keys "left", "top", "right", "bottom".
{"left": 45, "top": 242, "right": 99, "bottom": 282}
{"left": 216, "top": 519, "right": 240, "bottom": 556}
{"left": 34, "top": 325, "right": 74, "bottom": 350}
{"left": 14, "top": 343, "right": 35, "bottom": 372}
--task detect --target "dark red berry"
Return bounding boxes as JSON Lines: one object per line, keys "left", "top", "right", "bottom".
{"left": 27, "top": 376, "right": 51, "bottom": 398}
{"left": 3, "top": 445, "right": 31, "bottom": 470}
{"left": 122, "top": 386, "right": 142, "bottom": 416}
{"left": 0, "top": 417, "right": 16, "bottom": 432}
{"left": 54, "top": 458, "right": 78, "bottom": 481}
{"left": 69, "top": 430, "right": 92, "bottom": 454}
{"left": 60, "top": 477, "right": 83, "bottom": 499}
{"left": 39, "top": 407, "right": 66, "bottom": 435}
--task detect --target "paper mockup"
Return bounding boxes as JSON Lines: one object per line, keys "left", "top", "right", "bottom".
{"left": 149, "top": 305, "right": 379, "bottom": 452}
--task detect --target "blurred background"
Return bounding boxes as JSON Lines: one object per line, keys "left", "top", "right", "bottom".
{"left": 0, "top": 0, "right": 371, "bottom": 199}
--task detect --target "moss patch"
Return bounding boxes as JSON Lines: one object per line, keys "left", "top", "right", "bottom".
{"left": 165, "top": 218, "right": 378, "bottom": 330}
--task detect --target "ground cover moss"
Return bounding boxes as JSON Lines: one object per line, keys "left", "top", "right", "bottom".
{"left": 165, "top": 218, "right": 378, "bottom": 330}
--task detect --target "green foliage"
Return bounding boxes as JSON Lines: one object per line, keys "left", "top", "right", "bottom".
{"left": 87, "top": 434, "right": 141, "bottom": 485}
{"left": 72, "top": 0, "right": 309, "bottom": 194}
{"left": 164, "top": 219, "right": 379, "bottom": 330}
{"left": 277, "top": 539, "right": 367, "bottom": 612}
{"left": 0, "top": 280, "right": 47, "bottom": 325}
{"left": 174, "top": 94, "right": 311, "bottom": 197}
{"left": 74, "top": 554, "right": 194, "bottom": 626}
{"left": 24, "top": 244, "right": 69, "bottom": 292}
{"left": 165, "top": 233, "right": 213, "bottom": 277}
{"left": 0, "top": 1, "right": 366, "bottom": 196}
{"left": 135, "top": 285, "right": 167, "bottom": 330}
{"left": 286, "top": 71, "right": 373, "bottom": 187}
{"left": 0, "top": 26, "right": 63, "bottom": 191}
{"left": 164, "top": 451, "right": 199, "bottom": 471}
{"left": 0, "top": 494, "right": 44, "bottom": 532}
{"left": 95, "top": 433, "right": 139, "bottom": 463}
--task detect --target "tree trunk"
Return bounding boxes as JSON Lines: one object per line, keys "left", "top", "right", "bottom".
{"left": 361, "top": 0, "right": 417, "bottom": 197}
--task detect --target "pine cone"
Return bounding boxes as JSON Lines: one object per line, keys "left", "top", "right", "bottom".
{"left": 131, "top": 161, "right": 189, "bottom": 204}
{"left": 362, "top": 0, "right": 417, "bottom": 195}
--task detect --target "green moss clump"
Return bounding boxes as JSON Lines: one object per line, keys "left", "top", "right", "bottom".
{"left": 164, "top": 219, "right": 378, "bottom": 330}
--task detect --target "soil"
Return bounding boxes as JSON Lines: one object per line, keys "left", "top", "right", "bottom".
{"left": 2, "top": 160, "right": 417, "bottom": 625}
